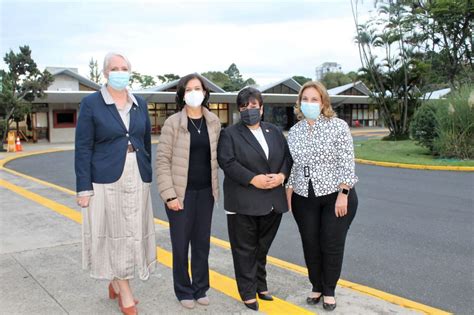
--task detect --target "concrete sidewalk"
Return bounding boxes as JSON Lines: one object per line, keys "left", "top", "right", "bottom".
{"left": 0, "top": 161, "right": 429, "bottom": 314}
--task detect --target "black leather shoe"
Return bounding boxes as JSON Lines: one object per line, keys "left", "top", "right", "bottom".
{"left": 244, "top": 301, "right": 259, "bottom": 311}
{"left": 323, "top": 301, "right": 337, "bottom": 311}
{"left": 258, "top": 292, "right": 274, "bottom": 301}
{"left": 306, "top": 295, "right": 322, "bottom": 305}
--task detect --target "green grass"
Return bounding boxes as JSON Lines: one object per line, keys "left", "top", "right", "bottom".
{"left": 354, "top": 139, "right": 474, "bottom": 167}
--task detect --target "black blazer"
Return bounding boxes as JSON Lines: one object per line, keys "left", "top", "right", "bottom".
{"left": 217, "top": 121, "right": 291, "bottom": 216}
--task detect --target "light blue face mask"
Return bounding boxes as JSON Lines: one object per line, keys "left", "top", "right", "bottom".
{"left": 300, "top": 102, "right": 321, "bottom": 120}
{"left": 108, "top": 71, "right": 130, "bottom": 90}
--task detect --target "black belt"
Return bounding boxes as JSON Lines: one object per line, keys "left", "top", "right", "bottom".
{"left": 127, "top": 144, "right": 135, "bottom": 153}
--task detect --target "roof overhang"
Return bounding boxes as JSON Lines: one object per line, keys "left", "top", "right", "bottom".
{"left": 35, "top": 91, "right": 370, "bottom": 105}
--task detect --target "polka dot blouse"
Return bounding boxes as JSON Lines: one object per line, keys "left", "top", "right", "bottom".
{"left": 287, "top": 115, "right": 358, "bottom": 197}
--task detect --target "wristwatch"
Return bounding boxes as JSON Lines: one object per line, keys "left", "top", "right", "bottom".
{"left": 166, "top": 197, "right": 177, "bottom": 202}
{"left": 339, "top": 188, "right": 350, "bottom": 195}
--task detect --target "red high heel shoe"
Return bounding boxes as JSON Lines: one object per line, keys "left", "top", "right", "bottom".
{"left": 109, "top": 282, "right": 119, "bottom": 300}
{"left": 108, "top": 282, "right": 139, "bottom": 307}
{"left": 118, "top": 294, "right": 138, "bottom": 315}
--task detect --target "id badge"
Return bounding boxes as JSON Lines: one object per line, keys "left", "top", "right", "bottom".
{"left": 304, "top": 166, "right": 310, "bottom": 177}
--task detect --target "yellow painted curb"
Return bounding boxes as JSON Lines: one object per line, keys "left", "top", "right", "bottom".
{"left": 355, "top": 158, "right": 474, "bottom": 172}
{"left": 351, "top": 130, "right": 389, "bottom": 136}
{"left": 0, "top": 149, "right": 454, "bottom": 314}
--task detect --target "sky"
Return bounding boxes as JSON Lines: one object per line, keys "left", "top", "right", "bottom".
{"left": 0, "top": 0, "right": 375, "bottom": 86}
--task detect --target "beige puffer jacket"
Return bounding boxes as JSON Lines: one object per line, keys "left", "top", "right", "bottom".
{"left": 155, "top": 107, "right": 221, "bottom": 206}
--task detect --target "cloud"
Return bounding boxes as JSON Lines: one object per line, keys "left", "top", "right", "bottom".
{"left": 1, "top": 0, "right": 372, "bottom": 85}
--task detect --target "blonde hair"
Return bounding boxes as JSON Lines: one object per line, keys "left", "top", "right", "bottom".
{"left": 294, "top": 81, "right": 335, "bottom": 120}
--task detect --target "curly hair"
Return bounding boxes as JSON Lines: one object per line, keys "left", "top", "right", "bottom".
{"left": 294, "top": 81, "right": 335, "bottom": 120}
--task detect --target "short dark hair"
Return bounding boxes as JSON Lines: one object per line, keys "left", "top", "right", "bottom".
{"left": 175, "top": 73, "right": 210, "bottom": 109}
{"left": 236, "top": 87, "right": 263, "bottom": 109}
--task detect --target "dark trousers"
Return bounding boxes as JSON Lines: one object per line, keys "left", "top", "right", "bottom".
{"left": 165, "top": 187, "right": 214, "bottom": 301}
{"left": 292, "top": 183, "right": 358, "bottom": 296}
{"left": 227, "top": 211, "right": 282, "bottom": 301}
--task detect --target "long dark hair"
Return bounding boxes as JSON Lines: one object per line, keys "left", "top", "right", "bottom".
{"left": 175, "top": 73, "right": 210, "bottom": 110}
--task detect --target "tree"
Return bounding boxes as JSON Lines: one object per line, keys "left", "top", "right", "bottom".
{"left": 202, "top": 64, "right": 256, "bottom": 91}
{"left": 292, "top": 75, "right": 312, "bottom": 85}
{"left": 224, "top": 63, "right": 244, "bottom": 91}
{"left": 243, "top": 78, "right": 256, "bottom": 86}
{"left": 351, "top": 0, "right": 428, "bottom": 139}
{"left": 139, "top": 74, "right": 156, "bottom": 88}
{"left": 320, "top": 72, "right": 353, "bottom": 89}
{"left": 346, "top": 71, "right": 359, "bottom": 82}
{"left": 201, "top": 71, "right": 232, "bottom": 89}
{"left": 0, "top": 45, "right": 53, "bottom": 142}
{"left": 129, "top": 71, "right": 157, "bottom": 89}
{"left": 413, "top": 0, "right": 473, "bottom": 88}
{"left": 157, "top": 73, "right": 180, "bottom": 83}
{"left": 223, "top": 63, "right": 256, "bottom": 91}
{"left": 88, "top": 57, "right": 101, "bottom": 83}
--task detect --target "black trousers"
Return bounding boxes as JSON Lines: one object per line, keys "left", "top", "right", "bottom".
{"left": 292, "top": 182, "right": 358, "bottom": 296}
{"left": 227, "top": 211, "right": 282, "bottom": 301}
{"left": 165, "top": 187, "right": 214, "bottom": 301}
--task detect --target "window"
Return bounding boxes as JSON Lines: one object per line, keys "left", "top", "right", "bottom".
{"left": 209, "top": 103, "right": 229, "bottom": 125}
{"left": 53, "top": 110, "right": 76, "bottom": 128}
{"left": 350, "top": 104, "right": 379, "bottom": 127}
{"left": 147, "top": 103, "right": 179, "bottom": 134}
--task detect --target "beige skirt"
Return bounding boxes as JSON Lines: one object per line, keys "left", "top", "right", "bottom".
{"left": 82, "top": 152, "right": 157, "bottom": 280}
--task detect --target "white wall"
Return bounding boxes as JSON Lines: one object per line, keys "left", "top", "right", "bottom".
{"left": 48, "top": 74, "right": 79, "bottom": 91}
{"left": 48, "top": 103, "right": 78, "bottom": 143}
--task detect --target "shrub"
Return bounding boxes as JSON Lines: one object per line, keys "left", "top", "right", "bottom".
{"left": 410, "top": 102, "right": 438, "bottom": 151}
{"left": 433, "top": 85, "right": 474, "bottom": 159}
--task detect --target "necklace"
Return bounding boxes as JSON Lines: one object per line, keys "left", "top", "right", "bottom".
{"left": 189, "top": 117, "right": 204, "bottom": 134}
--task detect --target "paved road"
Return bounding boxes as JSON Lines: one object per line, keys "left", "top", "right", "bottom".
{"left": 5, "top": 147, "right": 474, "bottom": 314}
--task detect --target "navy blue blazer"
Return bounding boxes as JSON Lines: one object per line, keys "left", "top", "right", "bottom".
{"left": 75, "top": 91, "right": 152, "bottom": 192}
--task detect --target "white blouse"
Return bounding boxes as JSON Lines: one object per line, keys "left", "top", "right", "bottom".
{"left": 287, "top": 115, "right": 358, "bottom": 197}
{"left": 250, "top": 127, "right": 269, "bottom": 159}
{"left": 100, "top": 85, "right": 135, "bottom": 132}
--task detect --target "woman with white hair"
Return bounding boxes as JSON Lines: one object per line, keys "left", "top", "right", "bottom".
{"left": 75, "top": 52, "right": 156, "bottom": 315}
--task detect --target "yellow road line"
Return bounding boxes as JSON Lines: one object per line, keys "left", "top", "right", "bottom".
{"left": 0, "top": 150, "right": 454, "bottom": 314}
{"left": 0, "top": 149, "right": 69, "bottom": 168}
{"left": 0, "top": 149, "right": 77, "bottom": 195}
{"left": 262, "top": 256, "right": 451, "bottom": 315}
{"left": 189, "top": 226, "right": 452, "bottom": 315}
{"left": 0, "top": 178, "right": 82, "bottom": 224}
{"left": 157, "top": 246, "right": 313, "bottom": 314}
{"left": 0, "top": 177, "right": 314, "bottom": 315}
{"left": 153, "top": 218, "right": 169, "bottom": 227}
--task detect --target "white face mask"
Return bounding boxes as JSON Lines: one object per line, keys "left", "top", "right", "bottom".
{"left": 184, "top": 90, "right": 205, "bottom": 108}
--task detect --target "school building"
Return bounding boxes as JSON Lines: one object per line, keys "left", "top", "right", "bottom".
{"left": 25, "top": 67, "right": 375, "bottom": 143}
